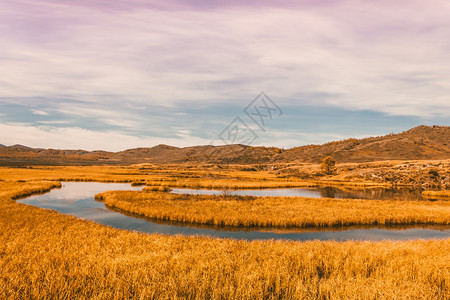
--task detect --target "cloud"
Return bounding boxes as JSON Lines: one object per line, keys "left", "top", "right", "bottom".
{"left": 35, "top": 120, "right": 71, "bottom": 125}
{"left": 0, "top": 0, "right": 449, "bottom": 150}
{"left": 1, "top": 0, "right": 449, "bottom": 119}
{"left": 32, "top": 110, "right": 49, "bottom": 116}
{"left": 0, "top": 122, "right": 212, "bottom": 151}
{"left": 0, "top": 119, "right": 383, "bottom": 151}
{"left": 56, "top": 105, "right": 144, "bottom": 129}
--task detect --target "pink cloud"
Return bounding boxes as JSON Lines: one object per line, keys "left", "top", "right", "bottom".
{"left": 0, "top": 0, "right": 449, "bottom": 117}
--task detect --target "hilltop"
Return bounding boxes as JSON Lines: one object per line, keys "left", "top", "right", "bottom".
{"left": 0, "top": 125, "right": 448, "bottom": 166}
{"left": 276, "top": 125, "right": 449, "bottom": 163}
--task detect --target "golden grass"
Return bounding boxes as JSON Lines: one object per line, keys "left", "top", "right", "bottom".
{"left": 0, "top": 164, "right": 396, "bottom": 190}
{"left": 0, "top": 166, "right": 318, "bottom": 189}
{"left": 0, "top": 167, "right": 449, "bottom": 299}
{"left": 97, "top": 190, "right": 450, "bottom": 228}
{"left": 423, "top": 190, "right": 450, "bottom": 199}
{"left": 145, "top": 178, "right": 318, "bottom": 189}
{"left": 0, "top": 180, "right": 62, "bottom": 201}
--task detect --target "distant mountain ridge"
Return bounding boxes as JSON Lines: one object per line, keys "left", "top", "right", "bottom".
{"left": 0, "top": 125, "right": 448, "bottom": 166}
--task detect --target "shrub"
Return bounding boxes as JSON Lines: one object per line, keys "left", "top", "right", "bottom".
{"left": 321, "top": 156, "right": 336, "bottom": 175}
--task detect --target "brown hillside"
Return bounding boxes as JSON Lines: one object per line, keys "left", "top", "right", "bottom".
{"left": 0, "top": 125, "right": 448, "bottom": 165}
{"left": 276, "top": 125, "right": 449, "bottom": 163}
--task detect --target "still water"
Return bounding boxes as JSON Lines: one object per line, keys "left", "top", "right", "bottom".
{"left": 171, "top": 187, "right": 429, "bottom": 200}
{"left": 18, "top": 182, "right": 450, "bottom": 241}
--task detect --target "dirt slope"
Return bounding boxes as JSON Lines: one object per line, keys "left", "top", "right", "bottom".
{"left": 0, "top": 125, "right": 448, "bottom": 165}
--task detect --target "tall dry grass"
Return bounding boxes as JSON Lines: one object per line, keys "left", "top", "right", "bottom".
{"left": 0, "top": 180, "right": 61, "bottom": 201}
{"left": 423, "top": 190, "right": 450, "bottom": 199}
{"left": 97, "top": 190, "right": 450, "bottom": 228}
{"left": 0, "top": 166, "right": 318, "bottom": 189}
{"left": 144, "top": 178, "right": 318, "bottom": 189}
{"left": 0, "top": 167, "right": 449, "bottom": 299}
{"left": 0, "top": 165, "right": 393, "bottom": 190}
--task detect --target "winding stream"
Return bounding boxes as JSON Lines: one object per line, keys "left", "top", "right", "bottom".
{"left": 18, "top": 182, "right": 450, "bottom": 241}
{"left": 171, "top": 186, "right": 429, "bottom": 200}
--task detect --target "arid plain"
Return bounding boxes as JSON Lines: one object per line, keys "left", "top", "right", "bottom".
{"left": 1, "top": 147, "right": 449, "bottom": 299}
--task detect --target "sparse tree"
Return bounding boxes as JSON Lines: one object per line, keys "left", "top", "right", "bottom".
{"left": 321, "top": 156, "right": 336, "bottom": 175}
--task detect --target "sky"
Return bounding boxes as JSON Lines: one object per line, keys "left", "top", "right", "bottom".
{"left": 0, "top": 0, "right": 449, "bottom": 151}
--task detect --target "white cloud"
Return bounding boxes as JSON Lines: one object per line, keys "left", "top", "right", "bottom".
{"left": 35, "top": 120, "right": 71, "bottom": 125}
{"left": 32, "top": 110, "right": 49, "bottom": 116}
{"left": 56, "top": 105, "right": 145, "bottom": 129}
{"left": 0, "top": 0, "right": 448, "bottom": 151}
{"left": 176, "top": 129, "right": 192, "bottom": 138}
{"left": 0, "top": 122, "right": 211, "bottom": 151}
{"left": 0, "top": 0, "right": 449, "bottom": 118}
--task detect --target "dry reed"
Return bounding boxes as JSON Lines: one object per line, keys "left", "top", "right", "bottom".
{"left": 0, "top": 167, "right": 449, "bottom": 299}
{"left": 97, "top": 190, "right": 450, "bottom": 228}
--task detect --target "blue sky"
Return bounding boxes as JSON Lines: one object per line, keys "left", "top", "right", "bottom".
{"left": 0, "top": 0, "right": 449, "bottom": 151}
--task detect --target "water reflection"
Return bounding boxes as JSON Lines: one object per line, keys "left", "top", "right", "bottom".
{"left": 18, "top": 182, "right": 450, "bottom": 241}
{"left": 171, "top": 186, "right": 428, "bottom": 201}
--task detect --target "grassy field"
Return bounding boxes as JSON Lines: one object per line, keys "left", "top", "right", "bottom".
{"left": 1, "top": 159, "right": 448, "bottom": 189}
{"left": 0, "top": 165, "right": 318, "bottom": 189}
{"left": 423, "top": 190, "right": 450, "bottom": 199}
{"left": 96, "top": 190, "right": 450, "bottom": 228}
{"left": 0, "top": 166, "right": 449, "bottom": 299}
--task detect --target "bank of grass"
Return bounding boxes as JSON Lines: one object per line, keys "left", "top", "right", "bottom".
{"left": 0, "top": 165, "right": 391, "bottom": 190}
{"left": 144, "top": 178, "right": 318, "bottom": 189}
{"left": 0, "top": 166, "right": 319, "bottom": 189}
{"left": 1, "top": 168, "right": 449, "bottom": 298}
{"left": 423, "top": 190, "right": 450, "bottom": 199}
{"left": 0, "top": 180, "right": 62, "bottom": 201}
{"left": 97, "top": 190, "right": 450, "bottom": 228}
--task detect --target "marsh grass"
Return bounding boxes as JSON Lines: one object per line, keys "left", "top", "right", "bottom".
{"left": 0, "top": 180, "right": 61, "bottom": 201}
{"left": 423, "top": 190, "right": 450, "bottom": 199}
{"left": 0, "top": 167, "right": 449, "bottom": 299}
{"left": 97, "top": 190, "right": 450, "bottom": 228}
{"left": 0, "top": 166, "right": 319, "bottom": 189}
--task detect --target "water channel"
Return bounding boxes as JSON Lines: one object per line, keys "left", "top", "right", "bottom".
{"left": 18, "top": 182, "right": 450, "bottom": 241}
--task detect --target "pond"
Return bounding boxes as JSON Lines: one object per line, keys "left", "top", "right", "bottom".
{"left": 171, "top": 186, "right": 430, "bottom": 201}
{"left": 18, "top": 182, "right": 450, "bottom": 242}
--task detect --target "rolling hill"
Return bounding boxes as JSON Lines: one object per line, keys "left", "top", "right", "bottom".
{"left": 0, "top": 125, "right": 448, "bottom": 166}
